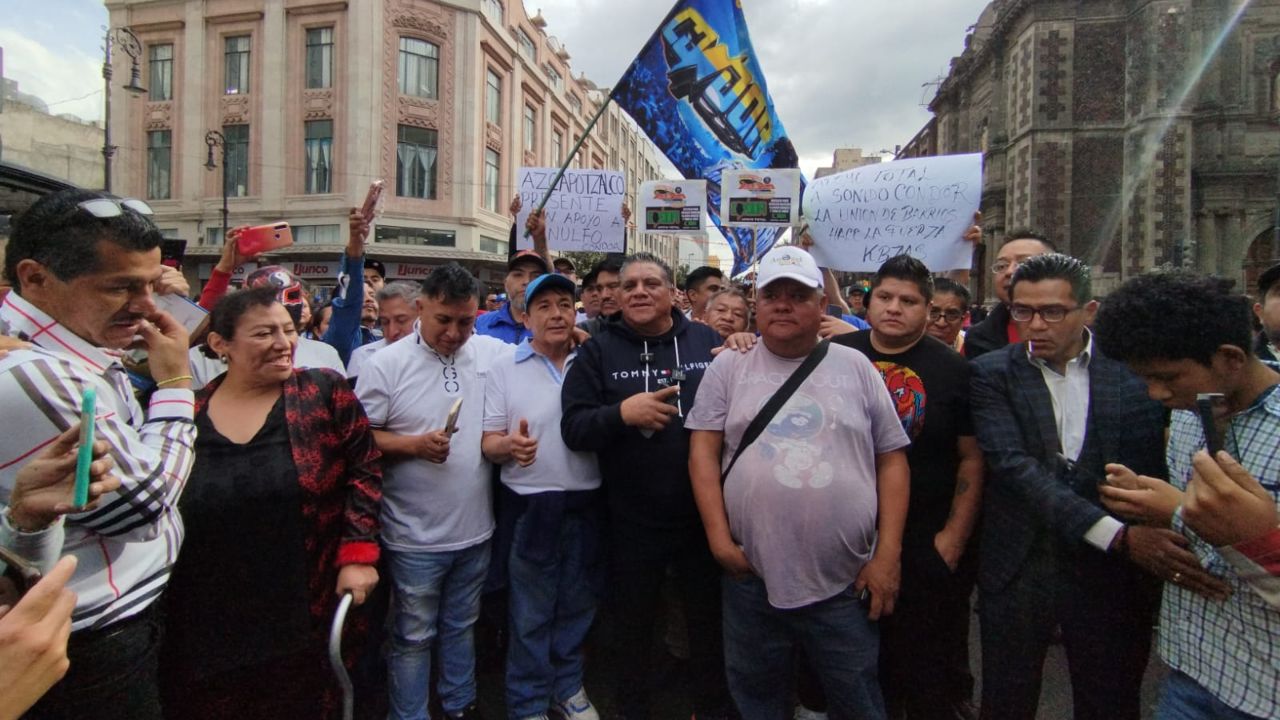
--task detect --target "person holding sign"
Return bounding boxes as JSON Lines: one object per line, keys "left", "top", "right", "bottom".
{"left": 482, "top": 273, "right": 604, "bottom": 720}
{"left": 357, "top": 264, "right": 515, "bottom": 720}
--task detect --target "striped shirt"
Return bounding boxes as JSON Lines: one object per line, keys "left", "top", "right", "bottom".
{"left": 0, "top": 293, "right": 196, "bottom": 631}
{"left": 1160, "top": 383, "right": 1280, "bottom": 717}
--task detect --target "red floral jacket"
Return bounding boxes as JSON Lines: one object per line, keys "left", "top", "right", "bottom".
{"left": 196, "top": 368, "right": 382, "bottom": 621}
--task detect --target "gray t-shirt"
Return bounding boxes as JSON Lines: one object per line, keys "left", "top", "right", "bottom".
{"left": 685, "top": 342, "right": 910, "bottom": 609}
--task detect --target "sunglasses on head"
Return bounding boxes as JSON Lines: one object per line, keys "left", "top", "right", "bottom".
{"left": 55, "top": 197, "right": 155, "bottom": 226}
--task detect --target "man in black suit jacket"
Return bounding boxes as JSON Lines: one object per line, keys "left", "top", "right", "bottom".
{"left": 964, "top": 230, "right": 1055, "bottom": 360}
{"left": 970, "top": 254, "right": 1171, "bottom": 720}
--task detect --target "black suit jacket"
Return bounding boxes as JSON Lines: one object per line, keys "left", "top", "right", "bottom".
{"left": 963, "top": 302, "right": 1013, "bottom": 360}
{"left": 970, "top": 341, "right": 1167, "bottom": 592}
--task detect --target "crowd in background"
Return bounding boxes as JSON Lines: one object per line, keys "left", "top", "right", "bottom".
{"left": 0, "top": 187, "right": 1278, "bottom": 720}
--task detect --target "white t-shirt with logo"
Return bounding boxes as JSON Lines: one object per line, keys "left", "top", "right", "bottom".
{"left": 357, "top": 330, "right": 515, "bottom": 552}
{"left": 685, "top": 342, "right": 910, "bottom": 609}
{"left": 483, "top": 341, "right": 601, "bottom": 495}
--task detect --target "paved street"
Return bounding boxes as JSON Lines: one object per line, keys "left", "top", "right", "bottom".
{"left": 458, "top": 600, "right": 1169, "bottom": 719}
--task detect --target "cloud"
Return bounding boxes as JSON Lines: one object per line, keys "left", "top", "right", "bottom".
{"left": 0, "top": 26, "right": 103, "bottom": 123}
{"left": 530, "top": 0, "right": 990, "bottom": 177}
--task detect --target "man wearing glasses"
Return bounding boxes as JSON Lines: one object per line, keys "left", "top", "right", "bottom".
{"left": 970, "top": 253, "right": 1172, "bottom": 719}
{"left": 963, "top": 230, "right": 1055, "bottom": 360}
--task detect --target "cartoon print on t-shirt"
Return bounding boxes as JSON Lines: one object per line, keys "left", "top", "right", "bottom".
{"left": 757, "top": 393, "right": 833, "bottom": 489}
{"left": 874, "top": 361, "right": 926, "bottom": 439}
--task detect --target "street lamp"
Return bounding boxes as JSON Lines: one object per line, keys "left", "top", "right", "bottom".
{"left": 101, "top": 26, "right": 147, "bottom": 192}
{"left": 204, "top": 130, "right": 229, "bottom": 238}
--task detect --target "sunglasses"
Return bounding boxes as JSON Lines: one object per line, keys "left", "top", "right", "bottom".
{"left": 55, "top": 197, "right": 155, "bottom": 226}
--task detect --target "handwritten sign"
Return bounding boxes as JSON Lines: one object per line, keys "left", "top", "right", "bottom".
{"left": 720, "top": 168, "right": 800, "bottom": 228}
{"left": 804, "top": 153, "right": 982, "bottom": 272}
{"left": 516, "top": 167, "right": 626, "bottom": 252}
{"left": 639, "top": 180, "right": 706, "bottom": 234}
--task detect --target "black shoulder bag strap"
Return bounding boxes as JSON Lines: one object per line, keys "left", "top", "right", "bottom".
{"left": 720, "top": 339, "right": 831, "bottom": 484}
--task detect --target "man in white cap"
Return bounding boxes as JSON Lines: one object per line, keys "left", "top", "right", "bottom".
{"left": 686, "top": 245, "right": 911, "bottom": 720}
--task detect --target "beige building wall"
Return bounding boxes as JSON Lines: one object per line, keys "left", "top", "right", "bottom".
{"left": 814, "top": 147, "right": 881, "bottom": 179}
{"left": 105, "top": 0, "right": 678, "bottom": 285}
{"left": 0, "top": 98, "right": 105, "bottom": 189}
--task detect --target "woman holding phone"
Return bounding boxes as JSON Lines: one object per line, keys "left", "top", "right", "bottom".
{"left": 159, "top": 287, "right": 382, "bottom": 720}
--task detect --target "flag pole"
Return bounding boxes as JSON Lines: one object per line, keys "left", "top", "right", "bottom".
{"left": 524, "top": 94, "right": 615, "bottom": 239}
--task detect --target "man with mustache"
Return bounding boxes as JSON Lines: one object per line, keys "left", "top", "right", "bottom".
{"left": 0, "top": 189, "right": 197, "bottom": 720}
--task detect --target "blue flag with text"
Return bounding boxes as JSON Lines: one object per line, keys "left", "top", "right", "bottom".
{"left": 610, "top": 0, "right": 801, "bottom": 275}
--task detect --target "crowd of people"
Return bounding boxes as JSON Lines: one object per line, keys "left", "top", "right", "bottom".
{"left": 0, "top": 186, "right": 1277, "bottom": 720}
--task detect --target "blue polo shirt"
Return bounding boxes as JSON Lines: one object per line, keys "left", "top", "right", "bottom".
{"left": 474, "top": 302, "right": 532, "bottom": 345}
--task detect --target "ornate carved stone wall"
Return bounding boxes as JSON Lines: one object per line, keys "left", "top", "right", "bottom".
{"left": 925, "top": 0, "right": 1280, "bottom": 292}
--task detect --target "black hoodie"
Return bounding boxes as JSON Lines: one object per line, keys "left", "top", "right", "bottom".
{"left": 561, "top": 309, "right": 722, "bottom": 529}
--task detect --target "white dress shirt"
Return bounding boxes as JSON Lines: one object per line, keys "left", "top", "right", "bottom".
{"left": 1028, "top": 331, "right": 1123, "bottom": 551}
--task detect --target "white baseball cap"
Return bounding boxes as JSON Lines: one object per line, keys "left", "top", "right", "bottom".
{"left": 756, "top": 245, "right": 823, "bottom": 290}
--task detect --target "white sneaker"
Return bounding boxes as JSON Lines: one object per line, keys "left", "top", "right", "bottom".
{"left": 794, "top": 707, "right": 828, "bottom": 720}
{"left": 553, "top": 688, "right": 600, "bottom": 720}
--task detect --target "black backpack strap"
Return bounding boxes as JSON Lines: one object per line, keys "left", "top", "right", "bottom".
{"left": 721, "top": 339, "right": 831, "bottom": 484}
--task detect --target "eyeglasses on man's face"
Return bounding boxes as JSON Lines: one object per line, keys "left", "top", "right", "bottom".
{"left": 928, "top": 307, "right": 965, "bottom": 323}
{"left": 1009, "top": 304, "right": 1080, "bottom": 323}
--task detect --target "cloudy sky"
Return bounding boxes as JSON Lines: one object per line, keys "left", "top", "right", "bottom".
{"left": 0, "top": 0, "right": 990, "bottom": 177}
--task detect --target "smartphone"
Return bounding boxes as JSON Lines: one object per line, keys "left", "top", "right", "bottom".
{"left": 160, "top": 239, "right": 187, "bottom": 270}
{"left": 361, "top": 180, "right": 385, "bottom": 221}
{"left": 235, "top": 222, "right": 294, "bottom": 257}
{"left": 444, "top": 397, "right": 463, "bottom": 436}
{"left": 0, "top": 546, "right": 42, "bottom": 601}
{"left": 74, "top": 387, "right": 97, "bottom": 508}
{"left": 1196, "top": 392, "right": 1228, "bottom": 455}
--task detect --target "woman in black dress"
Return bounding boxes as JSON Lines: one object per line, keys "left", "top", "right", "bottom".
{"left": 160, "top": 287, "right": 382, "bottom": 719}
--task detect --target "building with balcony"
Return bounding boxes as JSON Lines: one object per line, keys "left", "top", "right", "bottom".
{"left": 104, "top": 0, "right": 677, "bottom": 292}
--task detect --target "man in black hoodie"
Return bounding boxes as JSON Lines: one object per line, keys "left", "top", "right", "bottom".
{"left": 963, "top": 230, "right": 1056, "bottom": 360}
{"left": 561, "top": 252, "right": 733, "bottom": 720}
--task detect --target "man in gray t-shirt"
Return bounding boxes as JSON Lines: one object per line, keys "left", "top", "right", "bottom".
{"left": 686, "top": 246, "right": 910, "bottom": 720}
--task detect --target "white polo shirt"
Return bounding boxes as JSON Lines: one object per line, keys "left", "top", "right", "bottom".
{"left": 357, "top": 325, "right": 514, "bottom": 552}
{"left": 346, "top": 338, "right": 387, "bottom": 379}
{"left": 189, "top": 336, "right": 345, "bottom": 390}
{"left": 483, "top": 339, "right": 601, "bottom": 495}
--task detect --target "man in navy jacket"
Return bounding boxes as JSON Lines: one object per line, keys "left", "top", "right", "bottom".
{"left": 561, "top": 252, "right": 732, "bottom": 720}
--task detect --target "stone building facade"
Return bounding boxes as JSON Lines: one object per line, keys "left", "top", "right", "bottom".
{"left": 913, "top": 0, "right": 1280, "bottom": 298}
{"left": 104, "top": 0, "right": 676, "bottom": 292}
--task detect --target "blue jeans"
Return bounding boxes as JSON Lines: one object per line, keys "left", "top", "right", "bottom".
{"left": 386, "top": 541, "right": 491, "bottom": 720}
{"left": 1157, "top": 670, "right": 1268, "bottom": 720}
{"left": 723, "top": 574, "right": 885, "bottom": 720}
{"left": 506, "top": 510, "right": 599, "bottom": 719}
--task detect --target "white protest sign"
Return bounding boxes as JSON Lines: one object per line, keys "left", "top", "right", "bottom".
{"left": 804, "top": 153, "right": 982, "bottom": 272}
{"left": 720, "top": 168, "right": 801, "bottom": 228}
{"left": 516, "top": 167, "right": 626, "bottom": 252}
{"left": 639, "top": 180, "right": 706, "bottom": 235}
